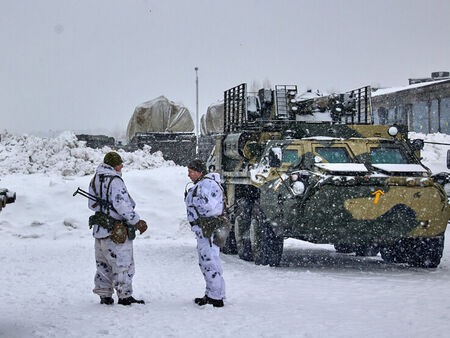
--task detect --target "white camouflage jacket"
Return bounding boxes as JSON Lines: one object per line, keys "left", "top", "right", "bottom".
{"left": 88, "top": 163, "right": 140, "bottom": 238}
{"left": 185, "top": 173, "right": 224, "bottom": 225}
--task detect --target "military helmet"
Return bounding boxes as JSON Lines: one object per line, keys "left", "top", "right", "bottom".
{"left": 104, "top": 152, "right": 123, "bottom": 167}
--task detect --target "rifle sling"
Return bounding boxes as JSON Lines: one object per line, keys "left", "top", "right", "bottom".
{"left": 91, "top": 174, "right": 124, "bottom": 231}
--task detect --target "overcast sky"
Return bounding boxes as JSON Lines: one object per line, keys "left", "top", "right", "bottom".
{"left": 1, "top": 0, "right": 449, "bottom": 136}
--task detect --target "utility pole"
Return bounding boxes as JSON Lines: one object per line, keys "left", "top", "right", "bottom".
{"left": 195, "top": 67, "right": 199, "bottom": 155}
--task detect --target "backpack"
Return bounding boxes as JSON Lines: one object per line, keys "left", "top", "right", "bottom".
{"left": 191, "top": 176, "right": 232, "bottom": 248}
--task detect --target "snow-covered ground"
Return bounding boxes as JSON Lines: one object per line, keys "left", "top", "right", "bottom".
{"left": 0, "top": 132, "right": 450, "bottom": 338}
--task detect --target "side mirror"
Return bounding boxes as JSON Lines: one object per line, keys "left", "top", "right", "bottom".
{"left": 268, "top": 147, "right": 282, "bottom": 167}
{"left": 411, "top": 139, "right": 424, "bottom": 151}
{"left": 447, "top": 149, "right": 450, "bottom": 169}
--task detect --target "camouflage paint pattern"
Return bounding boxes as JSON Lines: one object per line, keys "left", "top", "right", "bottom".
{"left": 212, "top": 124, "right": 449, "bottom": 246}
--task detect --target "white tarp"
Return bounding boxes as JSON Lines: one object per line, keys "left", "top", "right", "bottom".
{"left": 200, "top": 101, "right": 224, "bottom": 135}
{"left": 126, "top": 96, "right": 194, "bottom": 141}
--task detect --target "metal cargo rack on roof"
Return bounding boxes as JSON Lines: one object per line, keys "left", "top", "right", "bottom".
{"left": 223, "top": 83, "right": 373, "bottom": 133}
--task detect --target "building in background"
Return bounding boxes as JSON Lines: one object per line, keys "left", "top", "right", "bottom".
{"left": 372, "top": 72, "right": 450, "bottom": 134}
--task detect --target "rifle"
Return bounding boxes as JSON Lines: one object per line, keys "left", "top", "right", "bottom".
{"left": 73, "top": 187, "right": 114, "bottom": 211}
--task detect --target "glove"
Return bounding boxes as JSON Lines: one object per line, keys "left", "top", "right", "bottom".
{"left": 135, "top": 220, "right": 148, "bottom": 234}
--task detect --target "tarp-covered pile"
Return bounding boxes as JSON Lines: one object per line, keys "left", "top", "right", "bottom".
{"left": 200, "top": 101, "right": 224, "bottom": 135}
{"left": 126, "top": 96, "right": 194, "bottom": 141}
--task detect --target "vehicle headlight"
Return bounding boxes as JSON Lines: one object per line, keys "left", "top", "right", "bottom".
{"left": 406, "top": 178, "right": 416, "bottom": 186}
{"left": 420, "top": 178, "right": 432, "bottom": 186}
{"left": 292, "top": 181, "right": 305, "bottom": 195}
{"left": 388, "top": 126, "right": 398, "bottom": 136}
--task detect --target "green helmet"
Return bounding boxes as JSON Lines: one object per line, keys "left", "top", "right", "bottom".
{"left": 103, "top": 152, "right": 123, "bottom": 167}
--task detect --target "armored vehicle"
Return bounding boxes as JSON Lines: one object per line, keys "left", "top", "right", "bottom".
{"left": 208, "top": 83, "right": 450, "bottom": 268}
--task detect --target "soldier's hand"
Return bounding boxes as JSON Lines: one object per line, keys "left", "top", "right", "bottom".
{"left": 136, "top": 220, "right": 148, "bottom": 234}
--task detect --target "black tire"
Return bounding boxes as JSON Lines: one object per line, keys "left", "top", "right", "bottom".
{"left": 380, "top": 240, "right": 408, "bottom": 263}
{"left": 380, "top": 246, "right": 396, "bottom": 263}
{"left": 234, "top": 200, "right": 253, "bottom": 261}
{"left": 406, "top": 236, "right": 444, "bottom": 268}
{"left": 250, "top": 205, "right": 283, "bottom": 266}
{"left": 334, "top": 244, "right": 355, "bottom": 254}
{"left": 221, "top": 225, "right": 237, "bottom": 255}
{"left": 354, "top": 244, "right": 379, "bottom": 257}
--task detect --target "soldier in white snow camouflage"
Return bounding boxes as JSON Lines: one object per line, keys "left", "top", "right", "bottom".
{"left": 88, "top": 152, "right": 148, "bottom": 306}
{"left": 184, "top": 159, "right": 226, "bottom": 307}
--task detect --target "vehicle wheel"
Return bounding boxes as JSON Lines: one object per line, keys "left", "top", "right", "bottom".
{"left": 234, "top": 200, "right": 253, "bottom": 261}
{"left": 380, "top": 240, "right": 408, "bottom": 263}
{"left": 406, "top": 236, "right": 444, "bottom": 268}
{"left": 354, "top": 244, "right": 379, "bottom": 257}
{"left": 250, "top": 206, "right": 283, "bottom": 266}
{"left": 221, "top": 225, "right": 237, "bottom": 255}
{"left": 334, "top": 244, "right": 355, "bottom": 254}
{"left": 380, "top": 246, "right": 395, "bottom": 263}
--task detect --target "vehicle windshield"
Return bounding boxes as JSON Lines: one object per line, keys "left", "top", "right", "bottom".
{"left": 370, "top": 147, "right": 409, "bottom": 164}
{"left": 315, "top": 147, "right": 351, "bottom": 163}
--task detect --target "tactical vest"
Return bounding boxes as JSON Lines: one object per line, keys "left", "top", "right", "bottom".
{"left": 89, "top": 174, "right": 136, "bottom": 242}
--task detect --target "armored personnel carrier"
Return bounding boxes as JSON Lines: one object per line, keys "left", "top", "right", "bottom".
{"left": 207, "top": 83, "right": 450, "bottom": 268}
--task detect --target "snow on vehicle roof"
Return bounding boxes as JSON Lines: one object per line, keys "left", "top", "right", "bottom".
{"left": 295, "top": 112, "right": 333, "bottom": 123}
{"left": 295, "top": 90, "right": 324, "bottom": 100}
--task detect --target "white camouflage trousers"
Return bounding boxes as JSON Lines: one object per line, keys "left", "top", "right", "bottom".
{"left": 93, "top": 237, "right": 135, "bottom": 299}
{"left": 192, "top": 225, "right": 226, "bottom": 300}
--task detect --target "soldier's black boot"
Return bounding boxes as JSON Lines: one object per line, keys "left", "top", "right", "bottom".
{"left": 207, "top": 297, "right": 224, "bottom": 308}
{"left": 194, "top": 295, "right": 208, "bottom": 306}
{"left": 194, "top": 295, "right": 224, "bottom": 307}
{"left": 100, "top": 296, "right": 114, "bottom": 305}
{"left": 118, "top": 296, "right": 145, "bottom": 305}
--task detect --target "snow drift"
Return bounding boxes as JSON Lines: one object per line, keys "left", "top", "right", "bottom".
{"left": 0, "top": 131, "right": 174, "bottom": 176}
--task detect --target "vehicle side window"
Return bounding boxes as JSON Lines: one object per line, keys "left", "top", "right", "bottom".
{"left": 370, "top": 147, "right": 408, "bottom": 164}
{"left": 282, "top": 149, "right": 299, "bottom": 165}
{"left": 315, "top": 147, "right": 351, "bottom": 163}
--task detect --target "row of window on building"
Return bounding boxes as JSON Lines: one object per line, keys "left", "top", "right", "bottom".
{"left": 373, "top": 97, "right": 450, "bottom": 134}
